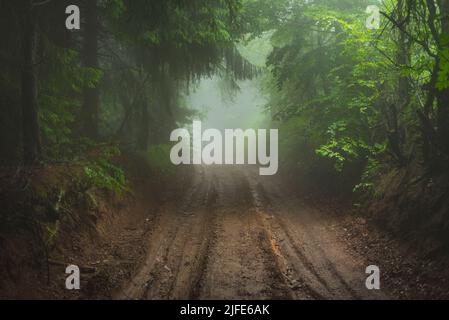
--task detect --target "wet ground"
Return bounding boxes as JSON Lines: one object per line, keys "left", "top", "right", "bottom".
{"left": 114, "top": 166, "right": 386, "bottom": 300}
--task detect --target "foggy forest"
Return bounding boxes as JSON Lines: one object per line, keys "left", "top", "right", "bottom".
{"left": 1, "top": 0, "right": 449, "bottom": 300}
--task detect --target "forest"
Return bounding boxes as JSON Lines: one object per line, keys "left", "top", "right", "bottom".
{"left": 0, "top": 0, "right": 449, "bottom": 300}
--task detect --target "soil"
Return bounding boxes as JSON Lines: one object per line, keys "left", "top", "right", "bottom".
{"left": 2, "top": 164, "right": 449, "bottom": 299}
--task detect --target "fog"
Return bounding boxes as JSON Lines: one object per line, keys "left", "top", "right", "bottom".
{"left": 186, "top": 77, "right": 269, "bottom": 130}
{"left": 180, "top": 36, "right": 274, "bottom": 165}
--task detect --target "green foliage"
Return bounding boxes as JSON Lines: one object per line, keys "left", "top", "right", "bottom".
{"left": 43, "top": 222, "right": 60, "bottom": 247}
{"left": 39, "top": 40, "right": 103, "bottom": 160}
{"left": 141, "top": 144, "right": 176, "bottom": 175}
{"left": 260, "top": 0, "right": 415, "bottom": 192}
{"left": 2, "top": 0, "right": 448, "bottom": 202}
{"left": 83, "top": 146, "right": 128, "bottom": 195}
{"left": 437, "top": 47, "right": 449, "bottom": 90}
{"left": 84, "top": 162, "right": 127, "bottom": 195}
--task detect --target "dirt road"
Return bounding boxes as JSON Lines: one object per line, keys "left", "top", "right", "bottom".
{"left": 113, "top": 166, "right": 386, "bottom": 300}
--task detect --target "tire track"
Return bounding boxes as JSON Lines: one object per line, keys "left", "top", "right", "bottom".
{"left": 247, "top": 178, "right": 330, "bottom": 299}
{"left": 114, "top": 167, "right": 217, "bottom": 300}
{"left": 249, "top": 172, "right": 382, "bottom": 300}
{"left": 116, "top": 165, "right": 385, "bottom": 300}
{"left": 195, "top": 167, "right": 292, "bottom": 299}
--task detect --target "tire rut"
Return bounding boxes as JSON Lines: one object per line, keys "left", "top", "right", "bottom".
{"left": 247, "top": 175, "right": 362, "bottom": 299}
{"left": 114, "top": 167, "right": 217, "bottom": 300}
{"left": 115, "top": 166, "right": 385, "bottom": 300}
{"left": 195, "top": 167, "right": 291, "bottom": 299}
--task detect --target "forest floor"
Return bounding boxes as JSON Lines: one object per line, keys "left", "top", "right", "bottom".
{"left": 2, "top": 164, "right": 449, "bottom": 299}
{"left": 108, "top": 166, "right": 449, "bottom": 300}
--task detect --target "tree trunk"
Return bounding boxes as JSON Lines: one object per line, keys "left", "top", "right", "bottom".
{"left": 21, "top": 4, "right": 41, "bottom": 165}
{"left": 420, "top": 61, "right": 439, "bottom": 163}
{"left": 81, "top": 0, "right": 100, "bottom": 139}
{"left": 387, "top": 0, "right": 411, "bottom": 165}
{"left": 437, "top": 0, "right": 449, "bottom": 156}
{"left": 138, "top": 98, "right": 150, "bottom": 150}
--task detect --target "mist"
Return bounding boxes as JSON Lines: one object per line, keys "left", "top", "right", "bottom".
{"left": 186, "top": 77, "right": 269, "bottom": 131}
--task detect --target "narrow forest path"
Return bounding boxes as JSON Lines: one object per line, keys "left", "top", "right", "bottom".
{"left": 112, "top": 166, "right": 387, "bottom": 300}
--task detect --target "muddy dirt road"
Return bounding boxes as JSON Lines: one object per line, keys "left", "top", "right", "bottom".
{"left": 113, "top": 166, "right": 386, "bottom": 300}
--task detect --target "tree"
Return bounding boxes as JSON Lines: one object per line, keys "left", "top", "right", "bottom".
{"left": 81, "top": 0, "right": 100, "bottom": 140}
{"left": 21, "top": 0, "right": 41, "bottom": 164}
